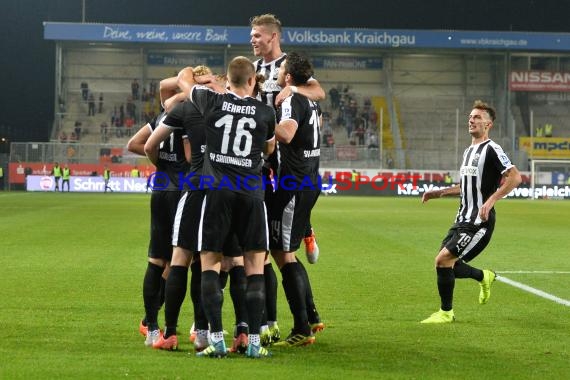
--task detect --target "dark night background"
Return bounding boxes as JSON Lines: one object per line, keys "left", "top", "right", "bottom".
{"left": 2, "top": 0, "right": 569, "bottom": 143}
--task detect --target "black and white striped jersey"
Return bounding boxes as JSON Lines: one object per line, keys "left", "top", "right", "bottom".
{"left": 254, "top": 53, "right": 287, "bottom": 110}
{"left": 454, "top": 139, "right": 514, "bottom": 226}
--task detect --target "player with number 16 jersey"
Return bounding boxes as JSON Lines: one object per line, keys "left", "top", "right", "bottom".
{"left": 191, "top": 86, "right": 276, "bottom": 199}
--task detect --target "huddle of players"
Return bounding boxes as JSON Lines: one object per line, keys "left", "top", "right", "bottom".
{"left": 131, "top": 14, "right": 326, "bottom": 359}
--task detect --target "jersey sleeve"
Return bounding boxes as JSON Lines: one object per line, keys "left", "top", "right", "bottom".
{"left": 162, "top": 103, "right": 185, "bottom": 130}
{"left": 489, "top": 142, "right": 514, "bottom": 174}
{"left": 190, "top": 85, "right": 212, "bottom": 115}
{"left": 279, "top": 95, "right": 301, "bottom": 124}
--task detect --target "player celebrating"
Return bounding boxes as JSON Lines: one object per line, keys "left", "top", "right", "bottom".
{"left": 420, "top": 100, "right": 522, "bottom": 323}
{"left": 268, "top": 52, "right": 322, "bottom": 346}
{"left": 250, "top": 13, "right": 326, "bottom": 345}
{"left": 177, "top": 57, "right": 276, "bottom": 358}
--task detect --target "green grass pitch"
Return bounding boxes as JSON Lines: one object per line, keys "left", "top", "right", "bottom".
{"left": 1, "top": 192, "right": 569, "bottom": 379}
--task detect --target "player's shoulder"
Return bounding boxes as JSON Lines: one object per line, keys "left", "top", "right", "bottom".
{"left": 486, "top": 139, "right": 506, "bottom": 153}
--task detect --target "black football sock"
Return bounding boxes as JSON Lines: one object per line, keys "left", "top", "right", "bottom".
{"left": 281, "top": 262, "right": 310, "bottom": 335}
{"left": 201, "top": 270, "right": 223, "bottom": 332}
{"left": 297, "top": 259, "right": 320, "bottom": 323}
{"left": 453, "top": 260, "right": 484, "bottom": 281}
{"left": 163, "top": 265, "right": 188, "bottom": 338}
{"left": 229, "top": 265, "right": 248, "bottom": 326}
{"left": 304, "top": 222, "right": 313, "bottom": 238}
{"left": 219, "top": 270, "right": 229, "bottom": 289}
{"left": 246, "top": 274, "right": 265, "bottom": 335}
{"left": 159, "top": 276, "right": 166, "bottom": 308}
{"left": 190, "top": 260, "right": 208, "bottom": 330}
{"left": 436, "top": 267, "right": 455, "bottom": 311}
{"left": 264, "top": 263, "right": 278, "bottom": 323}
{"left": 142, "top": 262, "right": 163, "bottom": 331}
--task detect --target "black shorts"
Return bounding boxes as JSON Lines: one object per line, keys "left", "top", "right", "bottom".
{"left": 441, "top": 220, "right": 495, "bottom": 262}
{"left": 222, "top": 232, "right": 242, "bottom": 257}
{"left": 148, "top": 190, "right": 182, "bottom": 260}
{"left": 268, "top": 189, "right": 319, "bottom": 252}
{"left": 172, "top": 190, "right": 206, "bottom": 252}
{"left": 199, "top": 190, "right": 268, "bottom": 253}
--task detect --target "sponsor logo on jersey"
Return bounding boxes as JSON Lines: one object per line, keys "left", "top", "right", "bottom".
{"left": 460, "top": 165, "right": 479, "bottom": 176}
{"left": 499, "top": 153, "right": 511, "bottom": 167}
{"left": 303, "top": 149, "right": 320, "bottom": 158}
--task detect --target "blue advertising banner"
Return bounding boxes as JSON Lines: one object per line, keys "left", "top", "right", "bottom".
{"left": 147, "top": 53, "right": 224, "bottom": 66}
{"left": 311, "top": 56, "right": 383, "bottom": 69}
{"left": 44, "top": 22, "right": 570, "bottom": 51}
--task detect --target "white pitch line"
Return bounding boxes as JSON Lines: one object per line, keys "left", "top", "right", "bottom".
{"left": 496, "top": 275, "right": 570, "bottom": 307}
{"left": 497, "top": 270, "right": 570, "bottom": 274}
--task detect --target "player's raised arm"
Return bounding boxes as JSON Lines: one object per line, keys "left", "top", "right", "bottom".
{"left": 126, "top": 123, "right": 152, "bottom": 156}
{"left": 176, "top": 66, "right": 197, "bottom": 100}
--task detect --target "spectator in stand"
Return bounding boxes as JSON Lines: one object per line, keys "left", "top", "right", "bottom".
{"left": 322, "top": 113, "right": 334, "bottom": 147}
{"left": 367, "top": 133, "right": 379, "bottom": 160}
{"left": 59, "top": 130, "right": 68, "bottom": 143}
{"left": 70, "top": 131, "right": 78, "bottom": 143}
{"left": 387, "top": 154, "right": 394, "bottom": 169}
{"left": 74, "top": 121, "right": 82, "bottom": 140}
{"left": 88, "top": 93, "right": 96, "bottom": 116}
{"left": 149, "top": 79, "right": 157, "bottom": 98}
{"left": 99, "top": 93, "right": 104, "bottom": 113}
{"left": 100, "top": 121, "right": 109, "bottom": 143}
{"left": 329, "top": 86, "right": 340, "bottom": 109}
{"left": 125, "top": 117, "right": 135, "bottom": 137}
{"left": 355, "top": 121, "right": 365, "bottom": 145}
{"left": 132, "top": 79, "right": 140, "bottom": 100}
{"left": 127, "top": 97, "right": 137, "bottom": 122}
{"left": 346, "top": 98, "right": 358, "bottom": 138}
{"left": 141, "top": 87, "right": 149, "bottom": 102}
{"left": 111, "top": 107, "right": 118, "bottom": 127}
{"left": 119, "top": 104, "right": 125, "bottom": 126}
{"left": 80, "top": 81, "right": 89, "bottom": 101}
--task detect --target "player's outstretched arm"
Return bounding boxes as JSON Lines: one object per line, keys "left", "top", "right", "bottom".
{"left": 422, "top": 185, "right": 461, "bottom": 203}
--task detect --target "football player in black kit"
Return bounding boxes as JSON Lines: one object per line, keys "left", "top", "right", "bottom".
{"left": 146, "top": 69, "right": 251, "bottom": 354}
{"left": 126, "top": 92, "right": 190, "bottom": 348}
{"left": 269, "top": 52, "right": 323, "bottom": 346}
{"left": 177, "top": 56, "right": 276, "bottom": 358}
{"left": 142, "top": 67, "right": 214, "bottom": 352}
{"left": 250, "top": 13, "right": 326, "bottom": 345}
